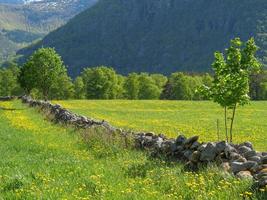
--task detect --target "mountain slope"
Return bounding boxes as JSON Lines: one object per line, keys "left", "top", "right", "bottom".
{"left": 0, "top": 0, "right": 98, "bottom": 63}
{"left": 19, "top": 0, "right": 267, "bottom": 76}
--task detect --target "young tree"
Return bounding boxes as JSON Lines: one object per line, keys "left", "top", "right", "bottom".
{"left": 200, "top": 38, "right": 261, "bottom": 142}
{"left": 20, "top": 48, "right": 67, "bottom": 100}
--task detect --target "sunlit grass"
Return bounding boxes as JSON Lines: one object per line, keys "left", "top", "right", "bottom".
{"left": 55, "top": 100, "right": 267, "bottom": 151}
{"left": 0, "top": 101, "right": 266, "bottom": 199}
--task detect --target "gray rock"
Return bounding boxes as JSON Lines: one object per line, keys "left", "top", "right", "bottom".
{"left": 215, "top": 141, "right": 228, "bottom": 154}
{"left": 225, "top": 145, "right": 237, "bottom": 158}
{"left": 230, "top": 152, "right": 242, "bottom": 160}
{"left": 257, "top": 172, "right": 267, "bottom": 179}
{"left": 145, "top": 132, "right": 154, "bottom": 137}
{"left": 259, "top": 178, "right": 267, "bottom": 188}
{"left": 243, "top": 161, "right": 258, "bottom": 170}
{"left": 155, "top": 137, "right": 164, "bottom": 148}
{"left": 240, "top": 142, "right": 254, "bottom": 150}
{"left": 176, "top": 135, "right": 187, "bottom": 145}
{"left": 200, "top": 142, "right": 217, "bottom": 162}
{"left": 262, "top": 152, "right": 267, "bottom": 156}
{"left": 261, "top": 156, "right": 267, "bottom": 164}
{"left": 190, "top": 141, "right": 200, "bottom": 150}
{"left": 231, "top": 161, "right": 257, "bottom": 174}
{"left": 190, "top": 151, "right": 201, "bottom": 163}
{"left": 247, "top": 156, "right": 261, "bottom": 163}
{"left": 171, "top": 143, "right": 184, "bottom": 152}
{"left": 238, "top": 146, "right": 252, "bottom": 154}
{"left": 236, "top": 171, "right": 253, "bottom": 180}
{"left": 198, "top": 143, "right": 207, "bottom": 151}
{"left": 244, "top": 150, "right": 257, "bottom": 159}
{"left": 184, "top": 136, "right": 199, "bottom": 148}
{"left": 234, "top": 157, "right": 247, "bottom": 163}
{"left": 183, "top": 150, "right": 193, "bottom": 160}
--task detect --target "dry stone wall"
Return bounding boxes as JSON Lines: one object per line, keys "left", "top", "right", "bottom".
{"left": 0, "top": 96, "right": 16, "bottom": 101}
{"left": 20, "top": 96, "right": 267, "bottom": 190}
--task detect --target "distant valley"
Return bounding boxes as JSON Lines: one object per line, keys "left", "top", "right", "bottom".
{"left": 0, "top": 0, "right": 98, "bottom": 62}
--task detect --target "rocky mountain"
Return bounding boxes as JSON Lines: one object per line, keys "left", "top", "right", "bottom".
{"left": 19, "top": 0, "right": 267, "bottom": 77}
{"left": 0, "top": 0, "right": 98, "bottom": 62}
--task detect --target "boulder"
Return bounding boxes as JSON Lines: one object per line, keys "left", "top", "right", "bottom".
{"left": 239, "top": 142, "right": 254, "bottom": 150}
{"left": 225, "top": 145, "right": 237, "bottom": 158}
{"left": 145, "top": 132, "right": 154, "bottom": 137}
{"left": 183, "top": 136, "right": 199, "bottom": 148}
{"left": 234, "top": 157, "right": 247, "bottom": 163}
{"left": 244, "top": 150, "right": 257, "bottom": 159}
{"left": 236, "top": 171, "right": 253, "bottom": 180}
{"left": 190, "top": 141, "right": 200, "bottom": 150}
{"left": 183, "top": 150, "right": 193, "bottom": 160}
{"left": 259, "top": 178, "right": 267, "bottom": 188}
{"left": 229, "top": 152, "right": 242, "bottom": 160}
{"left": 190, "top": 151, "right": 201, "bottom": 163}
{"left": 200, "top": 142, "right": 217, "bottom": 162}
{"left": 247, "top": 156, "right": 261, "bottom": 163}
{"left": 238, "top": 146, "right": 252, "bottom": 154}
{"left": 231, "top": 161, "right": 257, "bottom": 174}
{"left": 215, "top": 141, "right": 228, "bottom": 154}
{"left": 261, "top": 156, "right": 267, "bottom": 164}
{"left": 176, "top": 135, "right": 186, "bottom": 145}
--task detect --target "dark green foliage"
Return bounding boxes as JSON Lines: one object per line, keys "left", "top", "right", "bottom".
{"left": 18, "top": 0, "right": 267, "bottom": 77}
{"left": 74, "top": 76, "right": 86, "bottom": 99}
{"left": 81, "top": 66, "right": 120, "bottom": 99}
{"left": 19, "top": 48, "right": 72, "bottom": 100}
{"left": 138, "top": 73, "right": 161, "bottom": 100}
{"left": 0, "top": 62, "right": 22, "bottom": 96}
{"left": 161, "top": 73, "right": 207, "bottom": 100}
{"left": 124, "top": 73, "right": 140, "bottom": 100}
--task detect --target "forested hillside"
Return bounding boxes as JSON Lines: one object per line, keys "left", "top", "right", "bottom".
{"left": 0, "top": 0, "right": 98, "bottom": 62}
{"left": 18, "top": 0, "right": 267, "bottom": 77}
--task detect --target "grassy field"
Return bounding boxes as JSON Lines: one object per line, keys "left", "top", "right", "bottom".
{"left": 0, "top": 100, "right": 266, "bottom": 199}
{"left": 55, "top": 100, "right": 267, "bottom": 151}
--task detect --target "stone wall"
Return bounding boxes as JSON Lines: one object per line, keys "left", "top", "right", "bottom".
{"left": 20, "top": 96, "right": 267, "bottom": 190}
{"left": 0, "top": 96, "right": 16, "bottom": 101}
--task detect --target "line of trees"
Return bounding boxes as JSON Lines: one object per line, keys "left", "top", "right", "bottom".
{"left": 0, "top": 47, "right": 267, "bottom": 101}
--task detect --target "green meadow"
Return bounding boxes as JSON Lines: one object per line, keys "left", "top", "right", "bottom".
{"left": 55, "top": 100, "right": 267, "bottom": 151}
{"left": 0, "top": 100, "right": 266, "bottom": 199}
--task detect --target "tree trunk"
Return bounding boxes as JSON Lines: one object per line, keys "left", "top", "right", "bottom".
{"left": 224, "top": 107, "right": 228, "bottom": 142}
{"left": 229, "top": 104, "right": 237, "bottom": 143}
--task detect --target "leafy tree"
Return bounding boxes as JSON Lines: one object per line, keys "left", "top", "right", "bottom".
{"left": 200, "top": 38, "right": 261, "bottom": 142}
{"left": 151, "top": 74, "right": 168, "bottom": 91}
{"left": 49, "top": 73, "right": 74, "bottom": 100}
{"left": 20, "top": 48, "right": 67, "bottom": 100}
{"left": 18, "top": 62, "right": 38, "bottom": 94}
{"left": 124, "top": 73, "right": 140, "bottom": 99}
{"left": 82, "top": 66, "right": 119, "bottom": 99}
{"left": 138, "top": 73, "right": 161, "bottom": 99}
{"left": 167, "top": 72, "right": 193, "bottom": 100}
{"left": 0, "top": 63, "right": 21, "bottom": 96}
{"left": 116, "top": 75, "right": 126, "bottom": 99}
{"left": 74, "top": 76, "right": 86, "bottom": 99}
